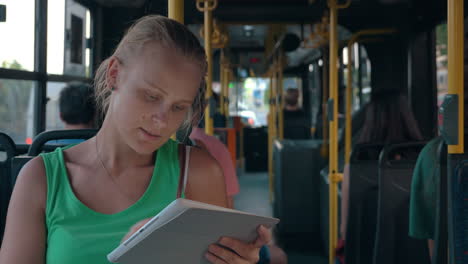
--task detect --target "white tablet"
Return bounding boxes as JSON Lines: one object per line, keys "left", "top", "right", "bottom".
{"left": 107, "top": 198, "right": 279, "bottom": 264}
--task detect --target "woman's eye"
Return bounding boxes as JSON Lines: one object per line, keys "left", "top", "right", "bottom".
{"left": 146, "top": 94, "right": 159, "bottom": 101}
{"left": 173, "top": 105, "right": 186, "bottom": 112}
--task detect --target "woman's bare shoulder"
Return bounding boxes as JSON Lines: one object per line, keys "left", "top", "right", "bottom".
{"left": 185, "top": 146, "right": 228, "bottom": 207}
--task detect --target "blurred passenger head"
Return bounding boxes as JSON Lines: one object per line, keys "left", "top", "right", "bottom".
{"left": 358, "top": 93, "right": 423, "bottom": 144}
{"left": 284, "top": 88, "right": 300, "bottom": 109}
{"left": 59, "top": 81, "right": 95, "bottom": 128}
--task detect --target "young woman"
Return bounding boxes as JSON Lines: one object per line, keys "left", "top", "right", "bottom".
{"left": 0, "top": 15, "right": 270, "bottom": 264}
{"left": 338, "top": 93, "right": 424, "bottom": 261}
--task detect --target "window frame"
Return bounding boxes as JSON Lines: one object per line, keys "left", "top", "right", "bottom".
{"left": 0, "top": 0, "right": 98, "bottom": 137}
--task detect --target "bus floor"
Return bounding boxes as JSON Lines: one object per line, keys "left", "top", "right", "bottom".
{"left": 234, "top": 171, "right": 327, "bottom": 264}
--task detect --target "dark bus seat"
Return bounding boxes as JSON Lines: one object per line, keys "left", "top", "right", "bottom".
{"left": 273, "top": 139, "right": 324, "bottom": 249}
{"left": 447, "top": 139, "right": 468, "bottom": 264}
{"left": 345, "top": 143, "right": 385, "bottom": 264}
{"left": 0, "top": 132, "right": 16, "bottom": 244}
{"left": 433, "top": 140, "right": 447, "bottom": 264}
{"left": 244, "top": 127, "right": 268, "bottom": 172}
{"left": 373, "top": 142, "right": 430, "bottom": 264}
{"left": 27, "top": 129, "right": 97, "bottom": 156}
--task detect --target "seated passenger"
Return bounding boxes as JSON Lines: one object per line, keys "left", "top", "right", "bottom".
{"left": 0, "top": 15, "right": 271, "bottom": 264}
{"left": 409, "top": 43, "right": 468, "bottom": 260}
{"left": 190, "top": 124, "right": 240, "bottom": 209}
{"left": 59, "top": 81, "right": 96, "bottom": 130}
{"left": 49, "top": 81, "right": 96, "bottom": 145}
{"left": 338, "top": 93, "right": 424, "bottom": 258}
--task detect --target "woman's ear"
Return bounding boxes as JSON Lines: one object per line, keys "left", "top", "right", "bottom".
{"left": 106, "top": 56, "right": 123, "bottom": 91}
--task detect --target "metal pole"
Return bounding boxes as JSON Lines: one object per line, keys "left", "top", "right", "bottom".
{"left": 197, "top": 0, "right": 217, "bottom": 135}
{"left": 447, "top": 0, "right": 464, "bottom": 154}
{"left": 328, "top": 1, "right": 339, "bottom": 261}
{"left": 278, "top": 53, "right": 285, "bottom": 140}
{"left": 268, "top": 71, "right": 275, "bottom": 202}
{"left": 168, "top": 0, "right": 184, "bottom": 23}
{"left": 204, "top": 7, "right": 213, "bottom": 135}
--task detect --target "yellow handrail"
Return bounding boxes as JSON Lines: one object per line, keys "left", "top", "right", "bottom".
{"left": 220, "top": 52, "right": 226, "bottom": 116}
{"left": 168, "top": 0, "right": 184, "bottom": 24}
{"left": 197, "top": 0, "right": 217, "bottom": 136}
{"left": 169, "top": 0, "right": 184, "bottom": 140}
{"left": 278, "top": 53, "right": 285, "bottom": 140}
{"left": 268, "top": 71, "right": 277, "bottom": 202}
{"left": 328, "top": 0, "right": 349, "bottom": 263}
{"left": 344, "top": 29, "right": 396, "bottom": 165}
{"left": 447, "top": 0, "right": 464, "bottom": 154}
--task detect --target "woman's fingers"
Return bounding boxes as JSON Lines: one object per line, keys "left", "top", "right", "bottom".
{"left": 217, "top": 237, "right": 253, "bottom": 259}
{"left": 253, "top": 225, "right": 271, "bottom": 248}
{"left": 205, "top": 251, "right": 229, "bottom": 264}
{"left": 207, "top": 244, "right": 247, "bottom": 264}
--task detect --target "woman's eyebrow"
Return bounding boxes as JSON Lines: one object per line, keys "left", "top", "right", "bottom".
{"left": 143, "top": 78, "right": 168, "bottom": 95}
{"left": 143, "top": 78, "right": 194, "bottom": 104}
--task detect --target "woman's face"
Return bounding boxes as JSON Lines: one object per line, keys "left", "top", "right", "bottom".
{"left": 108, "top": 42, "right": 202, "bottom": 154}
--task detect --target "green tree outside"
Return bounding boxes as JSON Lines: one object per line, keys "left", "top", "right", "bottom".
{"left": 0, "top": 60, "right": 34, "bottom": 142}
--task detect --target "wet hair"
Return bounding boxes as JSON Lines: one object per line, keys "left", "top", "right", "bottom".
{"left": 93, "top": 15, "right": 207, "bottom": 130}
{"left": 59, "top": 81, "right": 96, "bottom": 125}
{"left": 358, "top": 93, "right": 423, "bottom": 144}
{"left": 284, "top": 88, "right": 299, "bottom": 107}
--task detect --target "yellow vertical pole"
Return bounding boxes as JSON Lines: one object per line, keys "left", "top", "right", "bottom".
{"left": 268, "top": 71, "right": 276, "bottom": 202}
{"left": 220, "top": 53, "right": 225, "bottom": 116}
{"left": 168, "top": 0, "right": 184, "bottom": 23}
{"left": 197, "top": 0, "right": 217, "bottom": 135}
{"left": 328, "top": 1, "right": 350, "bottom": 263}
{"left": 169, "top": 0, "right": 184, "bottom": 140}
{"left": 447, "top": 0, "right": 464, "bottom": 154}
{"left": 278, "top": 53, "right": 285, "bottom": 140}
{"left": 204, "top": 4, "right": 214, "bottom": 135}
{"left": 321, "top": 52, "right": 329, "bottom": 158}
{"left": 328, "top": 1, "right": 339, "bottom": 262}
{"left": 225, "top": 69, "right": 231, "bottom": 122}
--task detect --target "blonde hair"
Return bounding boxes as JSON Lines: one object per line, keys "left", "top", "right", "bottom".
{"left": 94, "top": 15, "right": 207, "bottom": 130}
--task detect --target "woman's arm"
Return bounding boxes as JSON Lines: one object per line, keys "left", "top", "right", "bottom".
{"left": 185, "top": 147, "right": 228, "bottom": 208}
{"left": 0, "top": 157, "right": 47, "bottom": 264}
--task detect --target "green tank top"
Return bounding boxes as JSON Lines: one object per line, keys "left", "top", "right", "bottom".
{"left": 40, "top": 139, "right": 181, "bottom": 264}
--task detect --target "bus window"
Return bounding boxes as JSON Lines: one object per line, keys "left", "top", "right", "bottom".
{"left": 230, "top": 78, "right": 270, "bottom": 128}
{"left": 0, "top": 0, "right": 35, "bottom": 72}
{"left": 46, "top": 82, "right": 67, "bottom": 131}
{"left": 435, "top": 23, "right": 448, "bottom": 107}
{"left": 0, "top": 79, "right": 36, "bottom": 144}
{"left": 360, "top": 46, "right": 372, "bottom": 107}
{"left": 48, "top": 0, "right": 93, "bottom": 77}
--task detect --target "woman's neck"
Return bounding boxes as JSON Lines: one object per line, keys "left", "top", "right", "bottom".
{"left": 96, "top": 116, "right": 155, "bottom": 172}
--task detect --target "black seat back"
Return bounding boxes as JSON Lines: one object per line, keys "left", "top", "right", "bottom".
{"left": 373, "top": 141, "right": 430, "bottom": 264}
{"left": 345, "top": 143, "right": 385, "bottom": 264}
{"left": 447, "top": 141, "right": 468, "bottom": 264}
{"left": 27, "top": 129, "right": 97, "bottom": 156}
{"left": 0, "top": 133, "right": 16, "bottom": 244}
{"left": 273, "top": 139, "right": 324, "bottom": 249}
{"left": 433, "top": 139, "right": 447, "bottom": 264}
